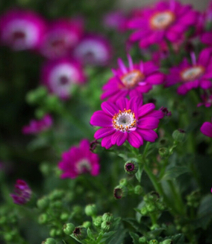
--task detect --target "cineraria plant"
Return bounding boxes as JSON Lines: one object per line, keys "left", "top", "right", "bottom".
{"left": 1, "top": 0, "right": 212, "bottom": 244}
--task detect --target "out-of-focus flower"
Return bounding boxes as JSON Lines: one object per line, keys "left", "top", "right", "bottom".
{"left": 22, "top": 114, "right": 52, "bottom": 134}
{"left": 166, "top": 48, "right": 212, "bottom": 95}
{"left": 10, "top": 179, "right": 32, "bottom": 205}
{"left": 103, "top": 11, "right": 128, "bottom": 32}
{"left": 58, "top": 139, "right": 100, "bottom": 179}
{"left": 73, "top": 34, "right": 112, "bottom": 66}
{"left": 101, "top": 55, "right": 164, "bottom": 102}
{"left": 127, "top": 1, "right": 198, "bottom": 48}
{"left": 0, "top": 9, "right": 46, "bottom": 51}
{"left": 197, "top": 91, "right": 212, "bottom": 107}
{"left": 200, "top": 120, "right": 212, "bottom": 137}
{"left": 41, "top": 58, "right": 86, "bottom": 99}
{"left": 90, "top": 96, "right": 163, "bottom": 149}
{"left": 40, "top": 19, "right": 83, "bottom": 59}
{"left": 160, "top": 107, "right": 172, "bottom": 117}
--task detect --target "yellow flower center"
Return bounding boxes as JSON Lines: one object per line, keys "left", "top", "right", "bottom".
{"left": 180, "top": 66, "right": 205, "bottom": 81}
{"left": 150, "top": 11, "right": 175, "bottom": 30}
{"left": 121, "top": 70, "right": 144, "bottom": 89}
{"left": 112, "top": 109, "right": 137, "bottom": 132}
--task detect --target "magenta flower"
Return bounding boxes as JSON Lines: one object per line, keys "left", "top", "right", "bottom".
{"left": 101, "top": 55, "right": 164, "bottom": 102}
{"left": 39, "top": 19, "right": 82, "bottom": 59}
{"left": 0, "top": 9, "right": 46, "bottom": 51}
{"left": 58, "top": 139, "right": 100, "bottom": 179}
{"left": 127, "top": 1, "right": 198, "bottom": 48}
{"left": 197, "top": 91, "right": 212, "bottom": 107}
{"left": 10, "top": 179, "right": 32, "bottom": 205}
{"left": 22, "top": 114, "right": 52, "bottom": 134}
{"left": 90, "top": 97, "right": 163, "bottom": 149}
{"left": 166, "top": 49, "right": 212, "bottom": 95}
{"left": 103, "top": 11, "right": 128, "bottom": 32}
{"left": 200, "top": 120, "right": 212, "bottom": 138}
{"left": 73, "top": 34, "right": 112, "bottom": 66}
{"left": 41, "top": 58, "right": 86, "bottom": 99}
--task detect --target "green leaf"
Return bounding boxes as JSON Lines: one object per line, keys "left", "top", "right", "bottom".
{"left": 107, "top": 229, "right": 126, "bottom": 244}
{"left": 192, "top": 195, "right": 212, "bottom": 230}
{"left": 135, "top": 164, "right": 143, "bottom": 182}
{"left": 162, "top": 166, "right": 189, "bottom": 180}
{"left": 123, "top": 218, "right": 147, "bottom": 233}
{"left": 129, "top": 232, "right": 140, "bottom": 244}
{"left": 171, "top": 233, "right": 185, "bottom": 244}
{"left": 87, "top": 228, "right": 95, "bottom": 241}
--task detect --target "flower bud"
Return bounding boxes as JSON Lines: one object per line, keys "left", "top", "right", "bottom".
{"left": 161, "top": 240, "right": 172, "bottom": 244}
{"left": 49, "top": 229, "right": 57, "bottom": 237}
{"left": 172, "top": 129, "right": 186, "bottom": 143}
{"left": 158, "top": 147, "right": 169, "bottom": 157}
{"left": 119, "top": 178, "right": 128, "bottom": 186}
{"left": 38, "top": 214, "right": 48, "bottom": 224}
{"left": 82, "top": 221, "right": 91, "bottom": 228}
{"left": 149, "top": 240, "right": 158, "bottom": 244}
{"left": 139, "top": 236, "right": 147, "bottom": 243}
{"left": 37, "top": 196, "right": 49, "bottom": 210}
{"left": 101, "top": 221, "right": 111, "bottom": 232}
{"left": 50, "top": 200, "right": 62, "bottom": 208}
{"left": 156, "top": 202, "right": 165, "bottom": 211}
{"left": 60, "top": 212, "right": 69, "bottom": 221}
{"left": 124, "top": 161, "right": 138, "bottom": 175}
{"left": 42, "top": 238, "right": 56, "bottom": 244}
{"left": 93, "top": 216, "right": 102, "bottom": 227}
{"left": 63, "top": 223, "right": 75, "bottom": 235}
{"left": 49, "top": 189, "right": 64, "bottom": 200}
{"left": 134, "top": 185, "right": 143, "bottom": 195}
{"left": 73, "top": 226, "right": 87, "bottom": 240}
{"left": 146, "top": 204, "right": 156, "bottom": 213}
{"left": 85, "top": 204, "right": 97, "bottom": 217}
{"left": 72, "top": 205, "right": 83, "bottom": 215}
{"left": 114, "top": 185, "right": 128, "bottom": 199}
{"left": 102, "top": 212, "right": 113, "bottom": 222}
{"left": 140, "top": 206, "right": 148, "bottom": 215}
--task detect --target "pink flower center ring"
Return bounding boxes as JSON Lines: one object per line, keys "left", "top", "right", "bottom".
{"left": 112, "top": 109, "right": 137, "bottom": 132}
{"left": 180, "top": 66, "right": 205, "bottom": 82}
{"left": 150, "top": 11, "right": 175, "bottom": 30}
{"left": 121, "top": 70, "right": 144, "bottom": 89}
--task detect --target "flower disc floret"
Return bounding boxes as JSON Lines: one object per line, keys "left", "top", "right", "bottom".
{"left": 150, "top": 11, "right": 175, "bottom": 30}
{"left": 112, "top": 109, "right": 136, "bottom": 132}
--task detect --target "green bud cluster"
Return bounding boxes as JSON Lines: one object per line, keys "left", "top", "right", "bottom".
{"left": 73, "top": 226, "right": 87, "bottom": 240}
{"left": 42, "top": 237, "right": 57, "bottom": 244}
{"left": 93, "top": 215, "right": 103, "bottom": 227}
{"left": 141, "top": 193, "right": 165, "bottom": 216}
{"left": 63, "top": 223, "right": 75, "bottom": 235}
{"left": 186, "top": 190, "right": 200, "bottom": 208}
{"left": 113, "top": 185, "right": 128, "bottom": 199}
{"left": 172, "top": 129, "right": 186, "bottom": 143}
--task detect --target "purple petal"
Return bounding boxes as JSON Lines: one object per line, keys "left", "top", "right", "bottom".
{"left": 137, "top": 129, "right": 158, "bottom": 142}
{"left": 118, "top": 58, "right": 127, "bottom": 73}
{"left": 111, "top": 131, "right": 127, "bottom": 146}
{"left": 200, "top": 79, "right": 212, "bottom": 89}
{"left": 101, "top": 135, "right": 113, "bottom": 149}
{"left": 200, "top": 122, "right": 212, "bottom": 137}
{"left": 101, "top": 101, "right": 119, "bottom": 116}
{"left": 116, "top": 97, "right": 128, "bottom": 110}
{"left": 177, "top": 84, "right": 188, "bottom": 95}
{"left": 138, "top": 103, "right": 155, "bottom": 117}
{"left": 90, "top": 111, "right": 112, "bottom": 127}
{"left": 198, "top": 48, "right": 212, "bottom": 66}
{"left": 146, "top": 110, "right": 164, "bottom": 119}
{"left": 137, "top": 118, "right": 159, "bottom": 129}
{"left": 94, "top": 127, "right": 115, "bottom": 140}
{"left": 145, "top": 73, "right": 165, "bottom": 85}
{"left": 127, "top": 131, "right": 143, "bottom": 148}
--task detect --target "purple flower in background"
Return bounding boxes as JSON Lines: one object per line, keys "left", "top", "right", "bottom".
{"left": 22, "top": 114, "right": 52, "bottom": 134}
{"left": 58, "top": 139, "right": 100, "bottom": 179}
{"left": 41, "top": 58, "right": 86, "bottom": 99}
{"left": 101, "top": 55, "right": 164, "bottom": 102}
{"left": 197, "top": 91, "right": 212, "bottom": 107}
{"left": 200, "top": 120, "right": 212, "bottom": 138}
{"left": 40, "top": 19, "right": 83, "bottom": 59}
{"left": 103, "top": 11, "right": 128, "bottom": 32}
{"left": 73, "top": 34, "right": 112, "bottom": 66}
{"left": 166, "top": 48, "right": 212, "bottom": 95}
{"left": 0, "top": 9, "right": 46, "bottom": 51}
{"left": 10, "top": 179, "right": 32, "bottom": 205}
{"left": 127, "top": 1, "right": 198, "bottom": 48}
{"left": 90, "top": 96, "right": 163, "bottom": 149}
